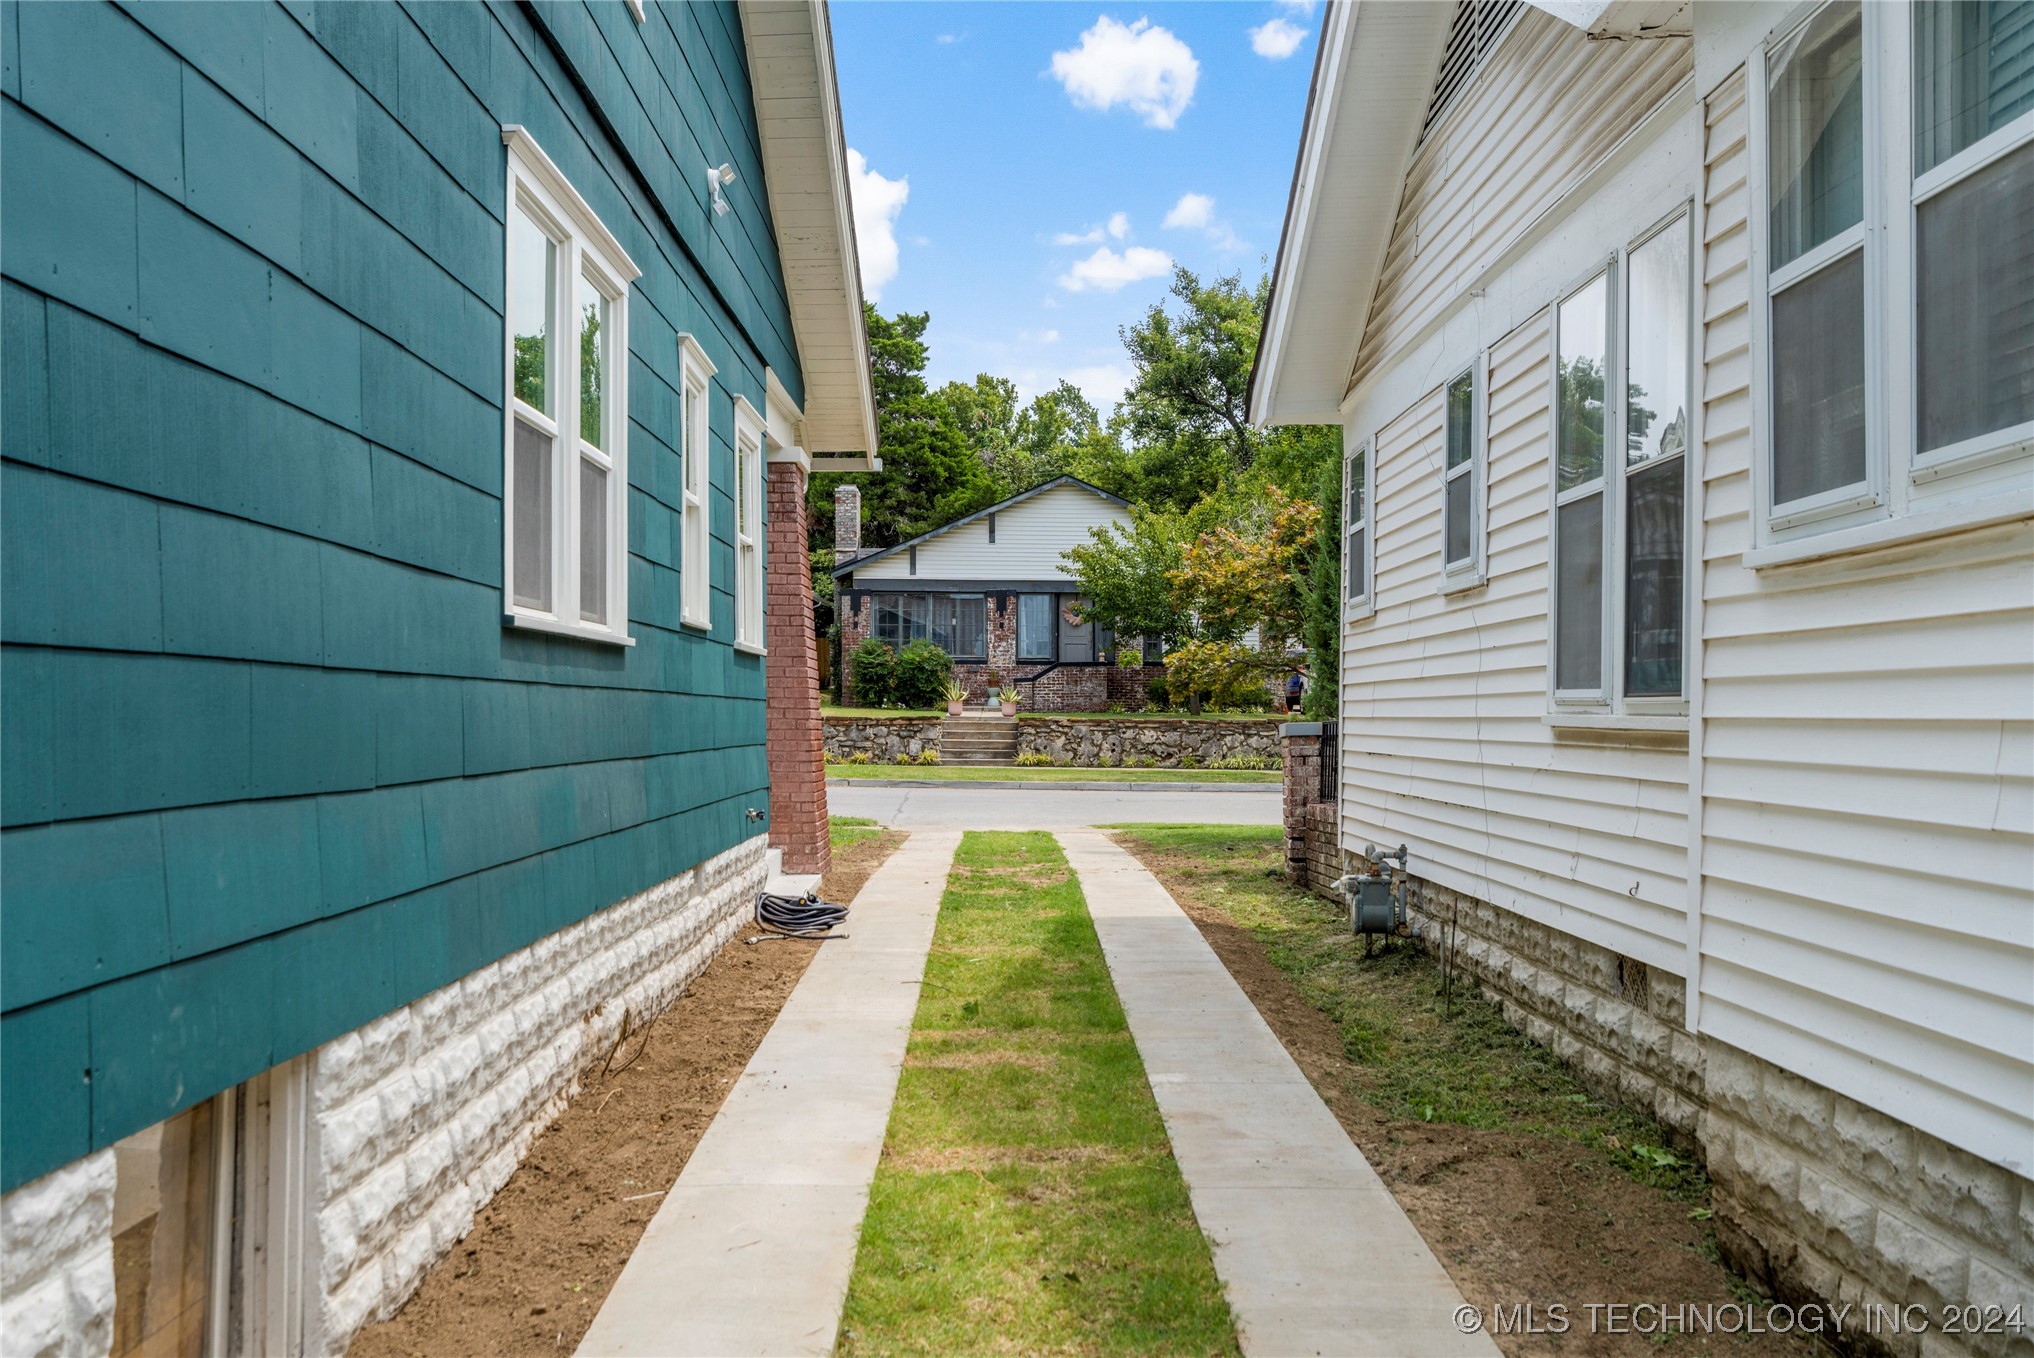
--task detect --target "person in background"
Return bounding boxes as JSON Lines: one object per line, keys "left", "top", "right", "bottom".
{"left": 1285, "top": 668, "right": 1306, "bottom": 715}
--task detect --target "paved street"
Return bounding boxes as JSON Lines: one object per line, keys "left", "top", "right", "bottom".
{"left": 828, "top": 782, "right": 1282, "bottom": 829}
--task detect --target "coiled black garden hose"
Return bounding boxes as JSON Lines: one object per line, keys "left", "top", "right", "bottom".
{"left": 748, "top": 890, "right": 850, "bottom": 942}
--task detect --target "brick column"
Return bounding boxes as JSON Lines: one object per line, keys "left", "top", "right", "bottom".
{"left": 766, "top": 456, "right": 828, "bottom": 875}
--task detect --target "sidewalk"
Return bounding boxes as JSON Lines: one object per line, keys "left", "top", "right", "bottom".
{"left": 1057, "top": 830, "right": 1501, "bottom": 1358}
{"left": 576, "top": 830, "right": 961, "bottom": 1358}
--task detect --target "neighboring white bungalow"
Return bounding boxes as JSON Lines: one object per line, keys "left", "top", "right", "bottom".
{"left": 831, "top": 476, "right": 1165, "bottom": 710}
{"left": 1253, "top": 0, "right": 2031, "bottom": 1327}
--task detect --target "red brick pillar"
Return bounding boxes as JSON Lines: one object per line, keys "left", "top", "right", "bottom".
{"left": 766, "top": 456, "right": 829, "bottom": 875}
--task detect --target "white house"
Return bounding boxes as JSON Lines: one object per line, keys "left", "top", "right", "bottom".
{"left": 1253, "top": 0, "right": 2032, "bottom": 1331}
{"left": 833, "top": 476, "right": 1167, "bottom": 710}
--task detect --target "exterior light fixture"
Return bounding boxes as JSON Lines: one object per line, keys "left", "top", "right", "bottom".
{"left": 709, "top": 162, "right": 737, "bottom": 216}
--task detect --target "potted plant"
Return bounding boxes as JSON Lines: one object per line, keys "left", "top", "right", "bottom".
{"left": 943, "top": 678, "right": 969, "bottom": 717}
{"left": 998, "top": 685, "right": 1019, "bottom": 718}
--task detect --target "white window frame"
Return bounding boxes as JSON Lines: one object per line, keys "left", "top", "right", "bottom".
{"left": 1438, "top": 354, "right": 1488, "bottom": 593}
{"left": 678, "top": 332, "right": 716, "bottom": 630}
{"left": 1342, "top": 436, "right": 1375, "bottom": 623}
{"left": 1748, "top": 0, "right": 2034, "bottom": 559}
{"left": 500, "top": 126, "right": 639, "bottom": 647}
{"left": 1546, "top": 204, "right": 1695, "bottom": 724}
{"left": 732, "top": 394, "right": 766, "bottom": 653}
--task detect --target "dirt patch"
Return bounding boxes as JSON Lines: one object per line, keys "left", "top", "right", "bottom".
{"left": 348, "top": 829, "right": 908, "bottom": 1358}
{"left": 1120, "top": 842, "right": 1823, "bottom": 1358}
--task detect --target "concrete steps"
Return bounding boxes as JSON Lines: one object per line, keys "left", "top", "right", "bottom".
{"left": 940, "top": 712, "right": 1018, "bottom": 766}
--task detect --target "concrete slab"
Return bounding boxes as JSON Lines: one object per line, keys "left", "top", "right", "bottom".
{"left": 1057, "top": 830, "right": 1500, "bottom": 1358}
{"left": 577, "top": 830, "right": 961, "bottom": 1358}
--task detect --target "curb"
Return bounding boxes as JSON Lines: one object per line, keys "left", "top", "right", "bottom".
{"left": 825, "top": 777, "right": 1281, "bottom": 793}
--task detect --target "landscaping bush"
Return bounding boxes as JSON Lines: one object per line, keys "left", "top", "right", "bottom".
{"left": 1015, "top": 752, "right": 1059, "bottom": 767}
{"left": 1163, "top": 639, "right": 1265, "bottom": 711}
{"left": 844, "top": 750, "right": 874, "bottom": 765}
{"left": 850, "top": 638, "right": 897, "bottom": 706}
{"left": 893, "top": 639, "right": 952, "bottom": 710}
{"left": 1145, "top": 675, "right": 1171, "bottom": 709}
{"left": 1208, "top": 754, "right": 1280, "bottom": 770}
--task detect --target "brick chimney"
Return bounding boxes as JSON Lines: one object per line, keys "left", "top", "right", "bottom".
{"left": 834, "top": 484, "right": 863, "bottom": 561}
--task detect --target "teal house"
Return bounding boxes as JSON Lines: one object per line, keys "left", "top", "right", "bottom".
{"left": 0, "top": 2, "right": 873, "bottom": 1352}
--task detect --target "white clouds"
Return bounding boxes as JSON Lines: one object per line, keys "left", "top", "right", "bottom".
{"left": 1161, "top": 192, "right": 1246, "bottom": 252}
{"left": 1063, "top": 363, "right": 1137, "bottom": 412}
{"left": 1049, "top": 16, "right": 1199, "bottom": 130}
{"left": 1053, "top": 211, "right": 1131, "bottom": 246}
{"left": 1058, "top": 244, "right": 1172, "bottom": 293}
{"left": 1249, "top": 17, "right": 1306, "bottom": 59}
{"left": 1162, "top": 192, "right": 1214, "bottom": 230}
{"left": 846, "top": 148, "right": 908, "bottom": 303}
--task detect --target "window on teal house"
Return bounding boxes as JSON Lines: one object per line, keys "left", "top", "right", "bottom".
{"left": 502, "top": 127, "right": 641, "bottom": 645}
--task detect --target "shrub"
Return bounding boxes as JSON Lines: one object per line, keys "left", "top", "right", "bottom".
{"left": 892, "top": 751, "right": 917, "bottom": 765}
{"left": 1180, "top": 755, "right": 1202, "bottom": 768}
{"left": 844, "top": 750, "right": 874, "bottom": 765}
{"left": 1015, "top": 752, "right": 1057, "bottom": 767}
{"left": 893, "top": 639, "right": 952, "bottom": 710}
{"left": 1209, "top": 754, "right": 1280, "bottom": 770}
{"left": 850, "top": 639, "right": 897, "bottom": 707}
{"left": 916, "top": 749, "right": 941, "bottom": 765}
{"left": 1163, "top": 639, "right": 1266, "bottom": 712}
{"left": 1145, "top": 675, "right": 1171, "bottom": 709}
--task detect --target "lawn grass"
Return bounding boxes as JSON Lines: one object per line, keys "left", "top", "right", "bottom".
{"left": 826, "top": 763, "right": 1279, "bottom": 785}
{"left": 837, "top": 831, "right": 1238, "bottom": 1357}
{"left": 830, "top": 815, "right": 885, "bottom": 851}
{"left": 1106, "top": 823, "right": 1708, "bottom": 1199}
{"left": 821, "top": 705, "right": 944, "bottom": 719}
{"left": 820, "top": 705, "right": 1279, "bottom": 723}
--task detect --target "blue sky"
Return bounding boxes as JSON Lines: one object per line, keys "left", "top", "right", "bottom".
{"left": 830, "top": 2, "right": 1320, "bottom": 413}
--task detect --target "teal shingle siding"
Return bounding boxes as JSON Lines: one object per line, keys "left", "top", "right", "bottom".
{"left": 0, "top": 0, "right": 793, "bottom": 1192}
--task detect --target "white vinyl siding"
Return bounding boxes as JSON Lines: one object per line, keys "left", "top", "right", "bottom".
{"left": 849, "top": 483, "right": 1132, "bottom": 582}
{"left": 678, "top": 334, "right": 716, "bottom": 629}
{"left": 1354, "top": 8, "right": 1692, "bottom": 385}
{"left": 732, "top": 396, "right": 765, "bottom": 652}
{"left": 501, "top": 128, "right": 638, "bottom": 646}
{"left": 1698, "top": 67, "right": 2034, "bottom": 1174}
{"left": 1341, "top": 309, "right": 1692, "bottom": 975}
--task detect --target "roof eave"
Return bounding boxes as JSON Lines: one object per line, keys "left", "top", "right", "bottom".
{"left": 1248, "top": 1, "right": 1457, "bottom": 429}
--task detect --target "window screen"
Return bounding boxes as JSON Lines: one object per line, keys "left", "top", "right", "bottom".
{"left": 1767, "top": 2, "right": 1864, "bottom": 270}
{"left": 1623, "top": 458, "right": 1683, "bottom": 697}
{"left": 1771, "top": 247, "right": 1868, "bottom": 505}
{"left": 1916, "top": 139, "right": 2034, "bottom": 453}
{"left": 1018, "top": 594, "right": 1054, "bottom": 661}
{"left": 513, "top": 420, "right": 553, "bottom": 610}
{"left": 1554, "top": 496, "right": 1603, "bottom": 692}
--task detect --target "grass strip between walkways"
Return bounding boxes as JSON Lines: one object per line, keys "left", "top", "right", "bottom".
{"left": 838, "top": 831, "right": 1239, "bottom": 1357}
{"left": 826, "top": 764, "right": 1279, "bottom": 785}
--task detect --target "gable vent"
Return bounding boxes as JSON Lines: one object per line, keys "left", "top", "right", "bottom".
{"left": 1419, "top": 0, "right": 1524, "bottom": 145}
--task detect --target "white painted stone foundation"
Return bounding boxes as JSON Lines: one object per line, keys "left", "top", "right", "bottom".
{"left": 0, "top": 1152, "right": 116, "bottom": 1358}
{"left": 0, "top": 834, "right": 767, "bottom": 1358}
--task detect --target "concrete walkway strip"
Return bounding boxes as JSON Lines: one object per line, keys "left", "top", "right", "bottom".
{"left": 1057, "top": 830, "right": 1501, "bottom": 1358}
{"left": 577, "top": 830, "right": 962, "bottom": 1358}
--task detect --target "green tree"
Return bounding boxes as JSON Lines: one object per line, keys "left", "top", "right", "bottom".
{"left": 1061, "top": 507, "right": 1199, "bottom": 651}
{"left": 810, "top": 307, "right": 994, "bottom": 552}
{"left": 1301, "top": 458, "right": 1341, "bottom": 720}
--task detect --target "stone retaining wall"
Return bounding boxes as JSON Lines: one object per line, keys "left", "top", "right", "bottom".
{"left": 0, "top": 836, "right": 767, "bottom": 1358}
{"left": 823, "top": 717, "right": 944, "bottom": 763}
{"left": 1016, "top": 717, "right": 1281, "bottom": 768}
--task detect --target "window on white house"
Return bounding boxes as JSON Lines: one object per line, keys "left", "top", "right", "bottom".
{"left": 1754, "top": 0, "right": 2032, "bottom": 544}
{"left": 1623, "top": 217, "right": 1690, "bottom": 698}
{"left": 1442, "top": 366, "right": 1479, "bottom": 576}
{"left": 1550, "top": 212, "right": 1692, "bottom": 711}
{"left": 1017, "top": 593, "right": 1055, "bottom": 661}
{"left": 1553, "top": 271, "right": 1609, "bottom": 695}
{"left": 1911, "top": 2, "right": 2034, "bottom": 461}
{"left": 733, "top": 398, "right": 765, "bottom": 650}
{"left": 871, "top": 593, "right": 986, "bottom": 660}
{"left": 679, "top": 335, "right": 715, "bottom": 629}
{"left": 504, "top": 130, "right": 637, "bottom": 644}
{"left": 1343, "top": 440, "right": 1370, "bottom": 607}
{"left": 1766, "top": 2, "right": 1869, "bottom": 516}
